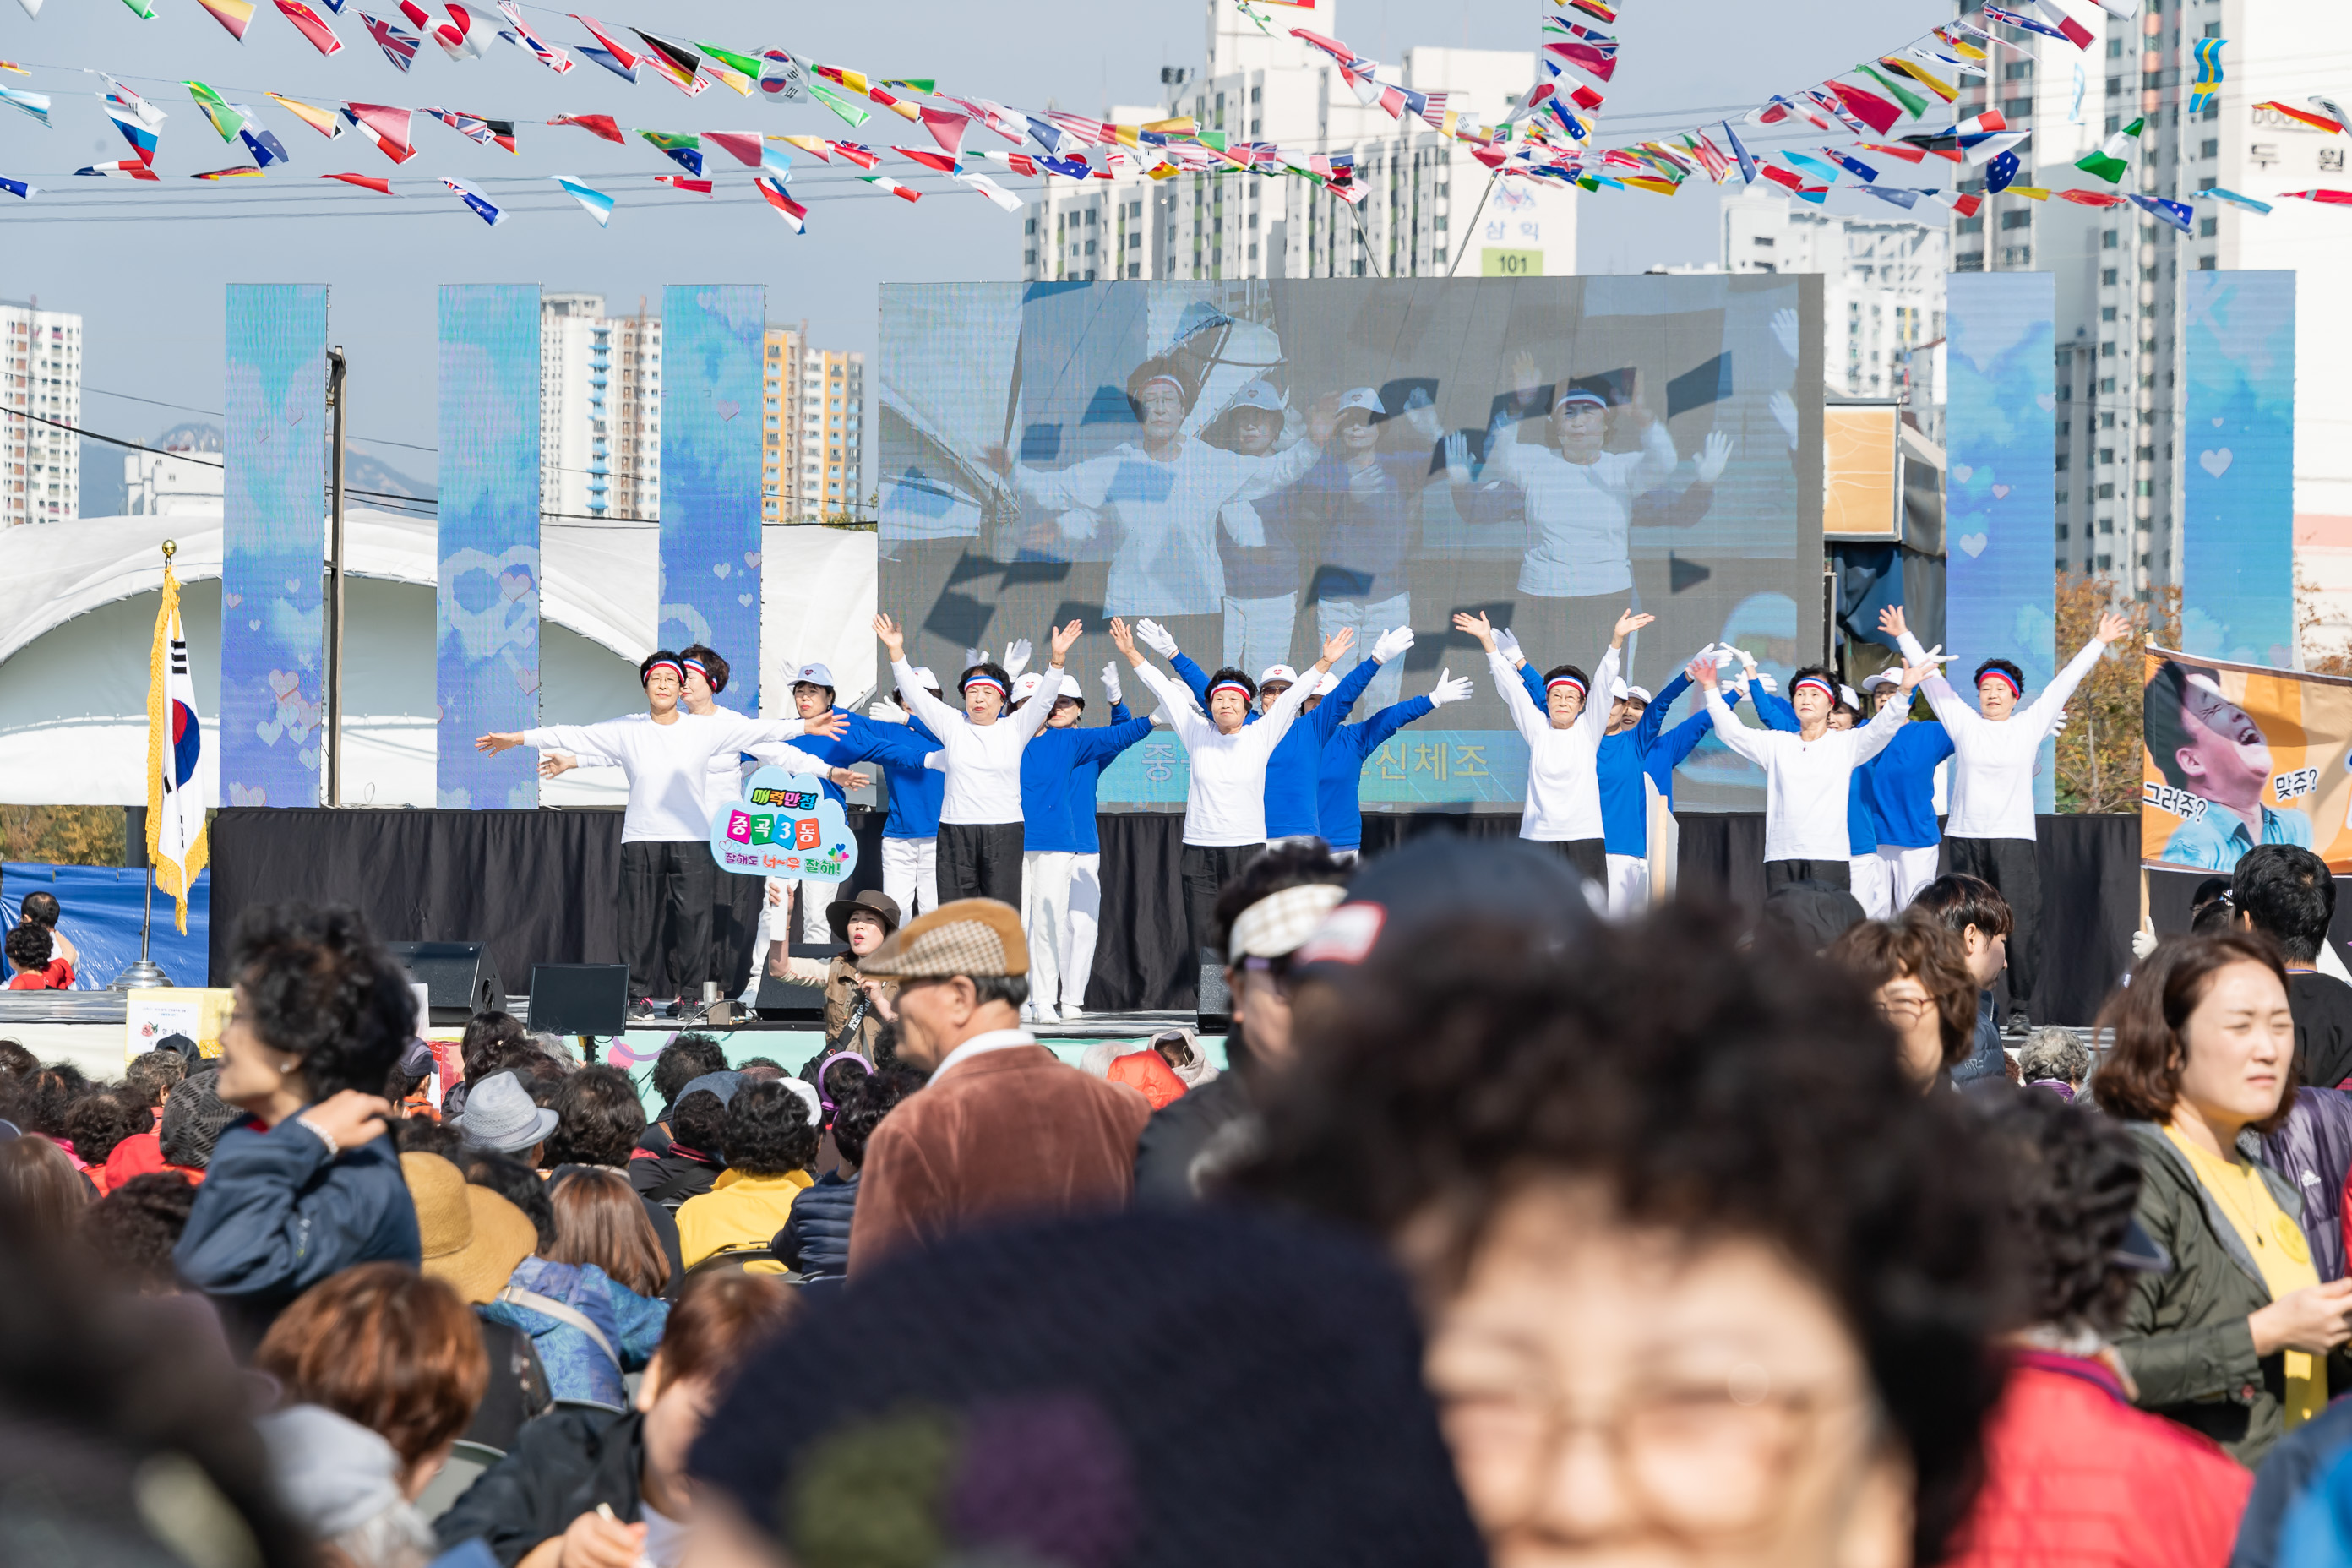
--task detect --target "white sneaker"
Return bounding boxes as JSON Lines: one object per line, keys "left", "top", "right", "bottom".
{"left": 1060, "top": 1003, "right": 1085, "bottom": 1020}
{"left": 1019, "top": 1004, "right": 1039, "bottom": 1024}
{"left": 1032, "top": 1004, "right": 1061, "bottom": 1025}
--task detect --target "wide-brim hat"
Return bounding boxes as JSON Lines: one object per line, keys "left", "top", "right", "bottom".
{"left": 827, "top": 888, "right": 903, "bottom": 946}
{"left": 403, "top": 1152, "right": 536, "bottom": 1305}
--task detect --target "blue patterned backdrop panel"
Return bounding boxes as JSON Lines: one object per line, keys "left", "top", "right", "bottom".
{"left": 437, "top": 284, "right": 542, "bottom": 808}
{"left": 1945, "top": 271, "right": 2058, "bottom": 812}
{"left": 2183, "top": 271, "right": 2295, "bottom": 669}
{"left": 660, "top": 284, "right": 766, "bottom": 715}
{"left": 220, "top": 283, "right": 329, "bottom": 808}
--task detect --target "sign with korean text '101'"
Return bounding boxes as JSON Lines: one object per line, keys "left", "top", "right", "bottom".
{"left": 708, "top": 766, "right": 860, "bottom": 883}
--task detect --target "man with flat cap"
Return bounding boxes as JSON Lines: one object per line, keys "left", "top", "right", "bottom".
{"left": 846, "top": 898, "right": 1152, "bottom": 1274}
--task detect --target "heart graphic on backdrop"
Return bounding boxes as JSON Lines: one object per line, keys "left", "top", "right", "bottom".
{"left": 228, "top": 783, "right": 268, "bottom": 807}
{"left": 743, "top": 551, "right": 762, "bottom": 569}
{"left": 1991, "top": 484, "right": 2011, "bottom": 499}
{"left": 1957, "top": 532, "right": 1989, "bottom": 558}
{"left": 298, "top": 747, "right": 318, "bottom": 771}
{"left": 738, "top": 592, "right": 754, "bottom": 607}
{"left": 248, "top": 618, "right": 262, "bottom": 630}
{"left": 2036, "top": 394, "right": 2055, "bottom": 411}
{"left": 223, "top": 591, "right": 242, "bottom": 607}
{"left": 2200, "top": 448, "right": 2233, "bottom": 477}
{"left": 716, "top": 400, "right": 739, "bottom": 422}
{"left": 498, "top": 569, "right": 532, "bottom": 602}
{"left": 514, "top": 667, "right": 541, "bottom": 695}
{"left": 269, "top": 669, "right": 302, "bottom": 700}
{"left": 2213, "top": 416, "right": 2226, "bottom": 428}
{"left": 256, "top": 720, "right": 284, "bottom": 745}
{"left": 284, "top": 578, "right": 301, "bottom": 594}
{"left": 713, "top": 562, "right": 732, "bottom": 579}
{"left": 1952, "top": 465, "right": 1974, "bottom": 484}
{"left": 434, "top": 705, "right": 446, "bottom": 723}
{"left": 253, "top": 429, "right": 270, "bottom": 444}
{"left": 286, "top": 410, "right": 304, "bottom": 427}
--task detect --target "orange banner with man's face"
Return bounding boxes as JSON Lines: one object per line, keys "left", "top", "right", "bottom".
{"left": 2142, "top": 645, "right": 2352, "bottom": 873}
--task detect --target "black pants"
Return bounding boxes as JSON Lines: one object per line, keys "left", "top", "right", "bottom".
{"left": 1945, "top": 836, "right": 2040, "bottom": 1021}
{"left": 710, "top": 871, "right": 767, "bottom": 988}
{"left": 1765, "top": 858, "right": 1851, "bottom": 894}
{"left": 618, "top": 841, "right": 718, "bottom": 1001}
{"left": 1536, "top": 837, "right": 1608, "bottom": 888}
{"left": 1182, "top": 842, "right": 1264, "bottom": 966}
{"left": 939, "top": 821, "right": 1025, "bottom": 907}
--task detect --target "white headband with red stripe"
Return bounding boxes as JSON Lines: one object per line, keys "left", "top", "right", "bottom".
{"left": 1979, "top": 667, "right": 2022, "bottom": 697}
{"left": 1545, "top": 673, "right": 1587, "bottom": 699}
{"left": 964, "top": 672, "right": 1009, "bottom": 698}
{"left": 1209, "top": 678, "right": 1255, "bottom": 702}
{"left": 1792, "top": 675, "right": 1837, "bottom": 702}
{"left": 642, "top": 657, "right": 683, "bottom": 685}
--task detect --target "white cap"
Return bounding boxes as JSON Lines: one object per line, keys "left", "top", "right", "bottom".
{"left": 1625, "top": 683, "right": 1652, "bottom": 704}
{"left": 908, "top": 666, "right": 942, "bottom": 692}
{"left": 1227, "top": 379, "right": 1284, "bottom": 415}
{"left": 1011, "top": 672, "right": 1047, "bottom": 704}
{"left": 1859, "top": 670, "right": 1900, "bottom": 691}
{"left": 1313, "top": 671, "right": 1339, "bottom": 697}
{"left": 1258, "top": 663, "right": 1299, "bottom": 688}
{"left": 794, "top": 662, "right": 836, "bottom": 689}
{"left": 1337, "top": 386, "right": 1384, "bottom": 416}
{"left": 1059, "top": 674, "right": 1085, "bottom": 701}
{"left": 1838, "top": 683, "right": 1861, "bottom": 709}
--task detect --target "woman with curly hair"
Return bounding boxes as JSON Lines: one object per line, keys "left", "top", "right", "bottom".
{"left": 175, "top": 903, "right": 423, "bottom": 1354}
{"left": 1828, "top": 908, "right": 1981, "bottom": 1092}
{"left": 676, "top": 1081, "right": 820, "bottom": 1272}
{"left": 2101, "top": 931, "right": 2352, "bottom": 1466}
{"left": 1239, "top": 894, "right": 2012, "bottom": 1568}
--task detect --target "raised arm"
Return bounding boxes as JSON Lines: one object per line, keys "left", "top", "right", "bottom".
{"left": 1752, "top": 687, "right": 1800, "bottom": 734}
{"left": 1849, "top": 662, "right": 1929, "bottom": 766}
{"left": 1130, "top": 660, "right": 1209, "bottom": 749}
{"left": 1256, "top": 626, "right": 1353, "bottom": 747}
{"left": 999, "top": 449, "right": 1124, "bottom": 514}
{"left": 1312, "top": 651, "right": 1386, "bottom": 743}
{"left": 2022, "top": 610, "right": 2129, "bottom": 738}
{"left": 1578, "top": 609, "right": 1651, "bottom": 749}
{"left": 1008, "top": 620, "right": 1084, "bottom": 744}
{"left": 1632, "top": 671, "right": 1690, "bottom": 752}
{"left": 1879, "top": 605, "right": 1967, "bottom": 728}
{"left": 1693, "top": 656, "right": 1772, "bottom": 768}
{"left": 513, "top": 717, "right": 634, "bottom": 756}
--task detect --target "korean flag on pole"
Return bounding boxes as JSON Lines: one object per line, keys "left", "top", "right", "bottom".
{"left": 146, "top": 553, "right": 210, "bottom": 932}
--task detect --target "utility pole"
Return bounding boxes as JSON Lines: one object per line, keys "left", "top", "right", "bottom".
{"left": 324, "top": 346, "right": 349, "bottom": 807}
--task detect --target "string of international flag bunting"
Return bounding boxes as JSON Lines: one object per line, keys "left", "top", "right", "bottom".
{"left": 0, "top": 0, "right": 2348, "bottom": 227}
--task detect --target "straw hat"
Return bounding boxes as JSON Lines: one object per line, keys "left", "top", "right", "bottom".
{"left": 402, "top": 1152, "right": 536, "bottom": 1304}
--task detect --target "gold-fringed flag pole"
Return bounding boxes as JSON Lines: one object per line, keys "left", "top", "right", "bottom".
{"left": 145, "top": 538, "right": 209, "bottom": 936}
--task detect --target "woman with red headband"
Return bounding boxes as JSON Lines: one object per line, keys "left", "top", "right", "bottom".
{"left": 1693, "top": 654, "right": 1925, "bottom": 895}
{"left": 476, "top": 651, "right": 847, "bottom": 1021}
{"left": 1457, "top": 606, "right": 1649, "bottom": 888}
{"left": 1882, "top": 602, "right": 2128, "bottom": 1030}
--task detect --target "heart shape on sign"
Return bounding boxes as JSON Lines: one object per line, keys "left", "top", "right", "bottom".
{"left": 2213, "top": 416, "right": 2226, "bottom": 428}
{"left": 298, "top": 747, "right": 319, "bottom": 771}
{"left": 1991, "top": 484, "right": 2010, "bottom": 499}
{"left": 253, "top": 429, "right": 270, "bottom": 444}
{"left": 256, "top": 720, "right": 285, "bottom": 745}
{"left": 229, "top": 783, "right": 269, "bottom": 807}
{"left": 2035, "top": 394, "right": 2055, "bottom": 412}
{"left": 286, "top": 410, "right": 304, "bottom": 427}
{"left": 248, "top": 618, "right": 263, "bottom": 631}
{"left": 514, "top": 667, "right": 542, "bottom": 695}
{"left": 738, "top": 591, "right": 754, "bottom": 607}
{"left": 1952, "top": 465, "right": 1974, "bottom": 484}
{"left": 743, "top": 552, "right": 762, "bottom": 569}
{"left": 223, "top": 591, "right": 242, "bottom": 607}
{"left": 1957, "top": 532, "right": 1989, "bottom": 558}
{"left": 269, "top": 669, "right": 302, "bottom": 700}
{"left": 713, "top": 562, "right": 732, "bottom": 579}
{"left": 284, "top": 578, "right": 301, "bottom": 594}
{"left": 498, "top": 569, "right": 532, "bottom": 602}
{"left": 716, "top": 400, "right": 739, "bottom": 422}
{"left": 2200, "top": 448, "right": 2233, "bottom": 477}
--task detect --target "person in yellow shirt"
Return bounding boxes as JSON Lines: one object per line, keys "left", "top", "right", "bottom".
{"left": 2100, "top": 929, "right": 2352, "bottom": 1466}
{"left": 676, "top": 1080, "right": 819, "bottom": 1275}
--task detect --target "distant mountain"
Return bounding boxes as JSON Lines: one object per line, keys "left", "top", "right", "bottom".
{"left": 77, "top": 422, "right": 435, "bottom": 517}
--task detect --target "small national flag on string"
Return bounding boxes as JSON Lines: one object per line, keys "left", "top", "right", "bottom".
{"left": 549, "top": 113, "right": 623, "bottom": 144}
{"left": 187, "top": 82, "right": 245, "bottom": 139}
{"left": 699, "top": 42, "right": 762, "bottom": 95}
{"left": 2309, "top": 96, "right": 2352, "bottom": 137}
{"left": 0, "top": 176, "right": 36, "bottom": 199}
{"left": 0, "top": 84, "right": 52, "bottom": 126}
{"left": 78, "top": 159, "right": 162, "bottom": 178}
{"left": 2280, "top": 188, "right": 2352, "bottom": 206}
{"left": 239, "top": 114, "right": 291, "bottom": 168}
{"left": 861, "top": 172, "right": 921, "bottom": 201}
{"left": 443, "top": 175, "right": 504, "bottom": 222}
{"left": 569, "top": 14, "right": 638, "bottom": 80}
{"left": 2199, "top": 186, "right": 2271, "bottom": 214}
{"left": 653, "top": 174, "right": 713, "bottom": 194}
{"left": 892, "top": 144, "right": 960, "bottom": 173}
{"left": 1721, "top": 120, "right": 1759, "bottom": 183}
{"left": 343, "top": 101, "right": 418, "bottom": 163}
{"left": 102, "top": 79, "right": 166, "bottom": 161}
{"left": 359, "top": 12, "right": 420, "bottom": 70}
{"left": 2028, "top": 0, "right": 2095, "bottom": 49}
{"left": 193, "top": 165, "right": 265, "bottom": 179}
{"left": 269, "top": 93, "right": 346, "bottom": 139}
{"left": 2188, "top": 38, "right": 2224, "bottom": 113}
{"left": 1985, "top": 148, "right": 2021, "bottom": 192}
{"left": 2253, "top": 101, "right": 2341, "bottom": 134}
{"left": 956, "top": 169, "right": 1022, "bottom": 212}
{"left": 639, "top": 130, "right": 703, "bottom": 175}
{"left": 1826, "top": 79, "right": 1903, "bottom": 134}
{"left": 704, "top": 131, "right": 764, "bottom": 167}
{"left": 754, "top": 172, "right": 806, "bottom": 230}
{"left": 195, "top": 0, "right": 257, "bottom": 39}
{"left": 2054, "top": 188, "right": 2126, "bottom": 206}
{"left": 2076, "top": 116, "right": 2142, "bottom": 182}
{"left": 1979, "top": 4, "right": 2070, "bottom": 43}
{"left": 322, "top": 171, "right": 395, "bottom": 192}
{"left": 2128, "top": 193, "right": 2193, "bottom": 232}
{"left": 630, "top": 30, "right": 710, "bottom": 95}
{"left": 497, "top": 3, "right": 574, "bottom": 73}
{"left": 275, "top": 0, "right": 345, "bottom": 54}
{"left": 828, "top": 141, "right": 880, "bottom": 169}
{"left": 552, "top": 172, "right": 611, "bottom": 224}
{"left": 1823, "top": 149, "right": 1881, "bottom": 182}
{"left": 773, "top": 134, "right": 830, "bottom": 161}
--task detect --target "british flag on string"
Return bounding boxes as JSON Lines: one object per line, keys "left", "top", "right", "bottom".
{"left": 357, "top": 11, "right": 419, "bottom": 70}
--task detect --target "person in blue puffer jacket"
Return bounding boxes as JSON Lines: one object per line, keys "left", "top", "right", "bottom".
{"left": 1010, "top": 666, "right": 1156, "bottom": 1022}
{"left": 1140, "top": 615, "right": 1412, "bottom": 845}
{"left": 1318, "top": 667, "right": 1475, "bottom": 863}
{"left": 776, "top": 1061, "right": 926, "bottom": 1290}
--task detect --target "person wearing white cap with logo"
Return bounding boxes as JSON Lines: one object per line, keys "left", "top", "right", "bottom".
{"left": 1011, "top": 669, "right": 1155, "bottom": 1021}
{"left": 874, "top": 613, "right": 1082, "bottom": 910}
{"left": 1692, "top": 651, "right": 1925, "bottom": 894}
{"left": 1456, "top": 606, "right": 1651, "bottom": 888}
{"left": 1205, "top": 378, "right": 1307, "bottom": 678}
{"left": 1110, "top": 616, "right": 1353, "bottom": 984}
{"left": 868, "top": 665, "right": 949, "bottom": 920}
{"left": 1295, "top": 386, "right": 1427, "bottom": 712}
{"left": 1848, "top": 669, "right": 1953, "bottom": 918}
{"left": 982, "top": 362, "right": 1338, "bottom": 623}
{"left": 1319, "top": 665, "right": 1477, "bottom": 864}
{"left": 477, "top": 652, "right": 846, "bottom": 1021}
{"left": 1881, "top": 602, "right": 2126, "bottom": 1026}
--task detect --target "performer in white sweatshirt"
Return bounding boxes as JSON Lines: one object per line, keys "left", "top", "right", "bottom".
{"left": 1881, "top": 602, "right": 2127, "bottom": 1028}
{"left": 476, "top": 651, "right": 844, "bottom": 1021}
{"left": 1695, "top": 654, "right": 1924, "bottom": 895}
{"left": 1456, "top": 605, "right": 1652, "bottom": 889}
{"left": 874, "top": 612, "right": 1082, "bottom": 910}
{"left": 1110, "top": 615, "right": 1351, "bottom": 978}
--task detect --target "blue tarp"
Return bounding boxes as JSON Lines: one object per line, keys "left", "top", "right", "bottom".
{"left": 1, "top": 863, "right": 210, "bottom": 989}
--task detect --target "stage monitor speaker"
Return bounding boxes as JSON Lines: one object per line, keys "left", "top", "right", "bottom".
{"left": 386, "top": 941, "right": 506, "bottom": 1027}
{"left": 754, "top": 942, "right": 845, "bottom": 1021}
{"left": 1195, "top": 957, "right": 1231, "bottom": 1035}
{"left": 528, "top": 964, "right": 629, "bottom": 1037}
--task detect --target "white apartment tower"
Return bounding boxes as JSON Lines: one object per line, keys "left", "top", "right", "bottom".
{"left": 1021, "top": 0, "right": 1578, "bottom": 286}
{"left": 764, "top": 325, "right": 867, "bottom": 521}
{"left": 3, "top": 301, "right": 82, "bottom": 525}
{"left": 540, "top": 292, "right": 661, "bottom": 522}
{"left": 1723, "top": 189, "right": 1949, "bottom": 404}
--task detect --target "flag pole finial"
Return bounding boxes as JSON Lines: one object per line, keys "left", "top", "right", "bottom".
{"left": 161, "top": 538, "right": 176, "bottom": 563}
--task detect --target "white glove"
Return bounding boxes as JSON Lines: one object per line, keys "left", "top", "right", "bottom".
{"left": 2131, "top": 923, "right": 2159, "bottom": 961}
{"left": 1428, "top": 667, "right": 1473, "bottom": 706}
{"left": 963, "top": 646, "right": 987, "bottom": 671}
{"left": 1494, "top": 627, "right": 1524, "bottom": 664}
{"left": 1403, "top": 400, "right": 1443, "bottom": 442}
{"left": 1695, "top": 430, "right": 1733, "bottom": 484}
{"left": 868, "top": 700, "right": 896, "bottom": 721}
{"left": 1755, "top": 672, "right": 1778, "bottom": 694}
{"left": 1770, "top": 306, "right": 1800, "bottom": 362}
{"left": 1442, "top": 430, "right": 1472, "bottom": 482}
{"left": 1001, "top": 638, "right": 1032, "bottom": 678}
{"left": 2051, "top": 708, "right": 2070, "bottom": 738}
{"left": 1768, "top": 389, "right": 1798, "bottom": 452}
{"left": 1135, "top": 618, "right": 1179, "bottom": 659}
{"left": 1100, "top": 661, "right": 1124, "bottom": 706}
{"left": 1369, "top": 625, "right": 1415, "bottom": 665}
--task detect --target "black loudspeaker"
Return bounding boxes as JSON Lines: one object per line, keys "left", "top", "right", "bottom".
{"left": 386, "top": 941, "right": 507, "bottom": 1026}
{"left": 528, "top": 964, "right": 629, "bottom": 1037}
{"left": 753, "top": 942, "right": 844, "bottom": 1021}
{"left": 1195, "top": 957, "right": 1232, "bottom": 1034}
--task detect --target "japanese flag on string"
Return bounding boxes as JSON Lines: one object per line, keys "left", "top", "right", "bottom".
{"left": 146, "top": 554, "right": 210, "bottom": 933}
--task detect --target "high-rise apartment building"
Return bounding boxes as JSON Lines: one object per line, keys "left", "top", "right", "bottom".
{"left": 1723, "top": 189, "right": 1949, "bottom": 404}
{"left": 1021, "top": 0, "right": 1577, "bottom": 286}
{"left": 540, "top": 292, "right": 661, "bottom": 522}
{"left": 3, "top": 300, "right": 82, "bottom": 525}
{"left": 761, "top": 326, "right": 866, "bottom": 521}
{"left": 123, "top": 427, "right": 224, "bottom": 516}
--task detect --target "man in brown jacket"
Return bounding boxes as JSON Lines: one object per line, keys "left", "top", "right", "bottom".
{"left": 846, "top": 898, "right": 1151, "bottom": 1274}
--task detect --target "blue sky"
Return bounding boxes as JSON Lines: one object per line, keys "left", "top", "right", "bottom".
{"left": 0, "top": 0, "right": 1949, "bottom": 482}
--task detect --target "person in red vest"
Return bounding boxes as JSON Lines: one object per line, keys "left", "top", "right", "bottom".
{"left": 4, "top": 923, "right": 73, "bottom": 989}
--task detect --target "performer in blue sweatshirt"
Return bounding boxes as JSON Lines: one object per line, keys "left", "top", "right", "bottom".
{"left": 867, "top": 667, "right": 948, "bottom": 921}
{"left": 1135, "top": 615, "right": 1412, "bottom": 843}
{"left": 1317, "top": 667, "right": 1474, "bottom": 862}
{"left": 1008, "top": 666, "right": 1157, "bottom": 1022}
{"left": 1850, "top": 668, "right": 1954, "bottom": 918}
{"left": 773, "top": 661, "right": 945, "bottom": 946}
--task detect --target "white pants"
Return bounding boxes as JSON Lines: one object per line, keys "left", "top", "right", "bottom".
{"left": 881, "top": 836, "right": 939, "bottom": 919}
{"left": 1605, "top": 853, "right": 1648, "bottom": 919}
{"left": 1021, "top": 851, "right": 1102, "bottom": 1015}
{"left": 1223, "top": 592, "right": 1297, "bottom": 679}
{"left": 1315, "top": 592, "right": 1410, "bottom": 710}
{"left": 1852, "top": 844, "right": 1939, "bottom": 919}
